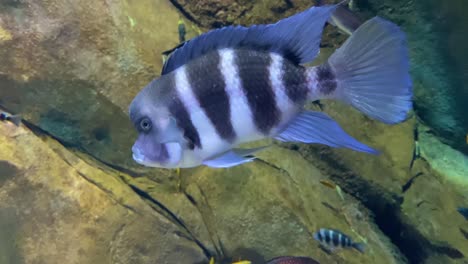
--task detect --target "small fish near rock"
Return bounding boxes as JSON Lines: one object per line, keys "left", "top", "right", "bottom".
{"left": 327, "top": 1, "right": 363, "bottom": 35}
{"left": 313, "top": 228, "right": 365, "bottom": 253}
{"left": 0, "top": 111, "right": 21, "bottom": 126}
{"left": 457, "top": 207, "right": 468, "bottom": 220}
{"left": 129, "top": 3, "right": 412, "bottom": 169}
{"left": 266, "top": 256, "right": 320, "bottom": 264}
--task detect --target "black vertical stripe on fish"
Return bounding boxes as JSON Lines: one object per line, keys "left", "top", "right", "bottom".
{"left": 186, "top": 51, "right": 236, "bottom": 143}
{"left": 341, "top": 235, "right": 348, "bottom": 247}
{"left": 332, "top": 231, "right": 340, "bottom": 247}
{"left": 236, "top": 49, "right": 280, "bottom": 134}
{"left": 316, "top": 63, "right": 337, "bottom": 95}
{"left": 317, "top": 232, "right": 323, "bottom": 242}
{"left": 325, "top": 230, "right": 331, "bottom": 244}
{"left": 282, "top": 58, "right": 308, "bottom": 104}
{"left": 166, "top": 74, "right": 202, "bottom": 150}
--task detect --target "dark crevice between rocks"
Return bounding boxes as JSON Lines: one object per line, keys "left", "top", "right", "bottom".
{"left": 289, "top": 145, "right": 464, "bottom": 263}
{"left": 167, "top": 0, "right": 203, "bottom": 27}
{"left": 18, "top": 120, "right": 144, "bottom": 215}
{"left": 186, "top": 184, "right": 227, "bottom": 259}
{"left": 256, "top": 158, "right": 299, "bottom": 186}
{"left": 22, "top": 120, "right": 78, "bottom": 148}
{"left": 254, "top": 156, "right": 316, "bottom": 240}
{"left": 17, "top": 120, "right": 213, "bottom": 259}
{"left": 128, "top": 184, "right": 212, "bottom": 260}
{"left": 184, "top": 191, "right": 198, "bottom": 206}
{"left": 460, "top": 228, "right": 468, "bottom": 240}
{"left": 401, "top": 172, "right": 424, "bottom": 193}
{"left": 21, "top": 120, "right": 147, "bottom": 177}
{"left": 76, "top": 170, "right": 140, "bottom": 214}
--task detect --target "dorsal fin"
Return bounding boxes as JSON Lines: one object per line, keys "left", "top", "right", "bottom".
{"left": 161, "top": 4, "right": 337, "bottom": 75}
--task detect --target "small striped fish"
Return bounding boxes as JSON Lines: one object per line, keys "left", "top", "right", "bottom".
{"left": 129, "top": 3, "right": 412, "bottom": 169}
{"left": 0, "top": 109, "right": 21, "bottom": 127}
{"left": 458, "top": 207, "right": 468, "bottom": 220}
{"left": 313, "top": 228, "right": 365, "bottom": 253}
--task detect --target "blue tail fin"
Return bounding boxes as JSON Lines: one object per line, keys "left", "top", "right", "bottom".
{"left": 327, "top": 17, "right": 412, "bottom": 124}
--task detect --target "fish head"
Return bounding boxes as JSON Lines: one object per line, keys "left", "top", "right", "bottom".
{"left": 129, "top": 79, "right": 185, "bottom": 168}
{"left": 312, "top": 231, "right": 320, "bottom": 242}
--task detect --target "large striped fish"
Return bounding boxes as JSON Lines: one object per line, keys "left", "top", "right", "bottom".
{"left": 129, "top": 3, "right": 412, "bottom": 169}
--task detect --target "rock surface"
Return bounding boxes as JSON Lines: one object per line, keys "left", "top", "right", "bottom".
{"left": 294, "top": 101, "right": 468, "bottom": 264}
{"left": 0, "top": 112, "right": 407, "bottom": 264}
{"left": 0, "top": 0, "right": 201, "bottom": 173}
{"left": 3, "top": 109, "right": 466, "bottom": 264}
{"left": 0, "top": 121, "right": 207, "bottom": 264}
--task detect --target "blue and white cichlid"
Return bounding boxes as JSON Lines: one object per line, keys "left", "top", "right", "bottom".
{"left": 129, "top": 3, "right": 412, "bottom": 169}
{"left": 313, "top": 228, "right": 365, "bottom": 253}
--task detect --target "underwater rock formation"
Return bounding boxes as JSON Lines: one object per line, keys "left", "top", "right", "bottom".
{"left": 0, "top": 0, "right": 200, "bottom": 173}
{"left": 172, "top": 0, "right": 315, "bottom": 27}
{"left": 0, "top": 112, "right": 408, "bottom": 263}
{"left": 0, "top": 122, "right": 206, "bottom": 264}
{"left": 295, "top": 101, "right": 468, "bottom": 264}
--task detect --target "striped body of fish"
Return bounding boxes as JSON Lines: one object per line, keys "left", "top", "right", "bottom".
{"left": 129, "top": 3, "right": 412, "bottom": 169}
{"left": 313, "top": 228, "right": 365, "bottom": 253}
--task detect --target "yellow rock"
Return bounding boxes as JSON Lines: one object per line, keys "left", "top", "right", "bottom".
{"left": 0, "top": 123, "right": 206, "bottom": 263}
{"left": 0, "top": 26, "right": 12, "bottom": 42}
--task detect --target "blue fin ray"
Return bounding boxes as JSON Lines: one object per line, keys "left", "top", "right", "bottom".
{"left": 327, "top": 17, "right": 412, "bottom": 124}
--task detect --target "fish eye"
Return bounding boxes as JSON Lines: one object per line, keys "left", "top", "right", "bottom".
{"left": 139, "top": 117, "right": 152, "bottom": 132}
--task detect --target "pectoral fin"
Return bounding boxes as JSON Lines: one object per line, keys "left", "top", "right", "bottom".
{"left": 202, "top": 146, "right": 268, "bottom": 168}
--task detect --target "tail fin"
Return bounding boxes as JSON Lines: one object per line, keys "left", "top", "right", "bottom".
{"left": 353, "top": 242, "right": 365, "bottom": 253}
{"left": 326, "top": 17, "right": 412, "bottom": 124}
{"left": 7, "top": 115, "right": 21, "bottom": 126}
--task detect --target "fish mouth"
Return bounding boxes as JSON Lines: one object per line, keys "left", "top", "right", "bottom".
{"left": 132, "top": 142, "right": 182, "bottom": 168}
{"left": 132, "top": 151, "right": 147, "bottom": 165}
